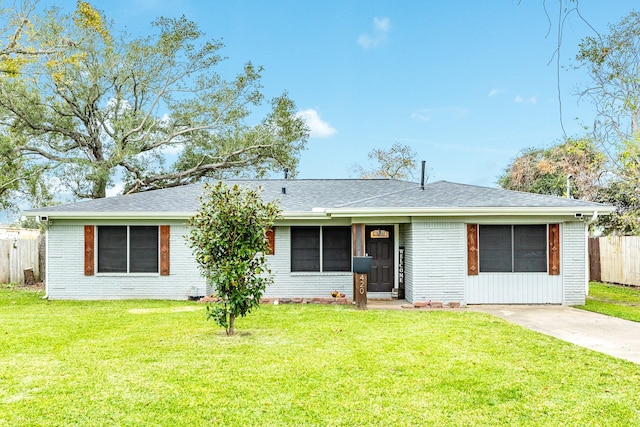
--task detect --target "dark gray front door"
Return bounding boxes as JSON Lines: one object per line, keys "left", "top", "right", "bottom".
{"left": 365, "top": 226, "right": 394, "bottom": 292}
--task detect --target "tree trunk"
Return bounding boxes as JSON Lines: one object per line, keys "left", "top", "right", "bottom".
{"left": 23, "top": 268, "right": 35, "bottom": 286}
{"left": 93, "top": 174, "right": 108, "bottom": 199}
{"left": 227, "top": 313, "right": 235, "bottom": 336}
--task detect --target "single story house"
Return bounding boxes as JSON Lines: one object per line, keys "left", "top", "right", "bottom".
{"left": 25, "top": 179, "right": 614, "bottom": 305}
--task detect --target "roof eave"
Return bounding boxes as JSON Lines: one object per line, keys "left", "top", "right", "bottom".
{"left": 24, "top": 211, "right": 195, "bottom": 220}
{"left": 24, "top": 205, "right": 616, "bottom": 221}
{"left": 24, "top": 210, "right": 332, "bottom": 221}
{"left": 324, "top": 206, "right": 616, "bottom": 217}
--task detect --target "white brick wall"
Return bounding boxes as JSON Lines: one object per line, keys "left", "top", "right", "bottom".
{"left": 399, "top": 223, "right": 413, "bottom": 303}
{"left": 409, "top": 221, "right": 466, "bottom": 304}
{"left": 46, "top": 219, "right": 588, "bottom": 304}
{"left": 562, "top": 221, "right": 587, "bottom": 305}
{"left": 47, "top": 220, "right": 205, "bottom": 300}
{"left": 264, "top": 226, "right": 353, "bottom": 299}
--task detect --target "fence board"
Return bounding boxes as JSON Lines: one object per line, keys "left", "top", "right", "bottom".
{"left": 0, "top": 240, "right": 9, "bottom": 284}
{"left": 588, "top": 238, "right": 601, "bottom": 282}
{"left": 0, "top": 237, "right": 41, "bottom": 284}
{"left": 593, "top": 236, "right": 640, "bottom": 286}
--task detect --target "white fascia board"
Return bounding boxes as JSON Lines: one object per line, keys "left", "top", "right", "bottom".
{"left": 27, "top": 210, "right": 332, "bottom": 221}
{"left": 25, "top": 211, "right": 195, "bottom": 220}
{"left": 324, "top": 206, "right": 616, "bottom": 217}
{"left": 26, "top": 205, "right": 615, "bottom": 221}
{"left": 281, "top": 211, "right": 331, "bottom": 220}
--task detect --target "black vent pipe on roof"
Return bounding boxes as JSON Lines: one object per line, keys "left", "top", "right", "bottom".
{"left": 284, "top": 168, "right": 289, "bottom": 179}
{"left": 420, "top": 160, "right": 426, "bottom": 190}
{"left": 282, "top": 187, "right": 286, "bottom": 195}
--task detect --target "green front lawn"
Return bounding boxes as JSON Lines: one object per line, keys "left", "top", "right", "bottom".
{"left": 577, "top": 282, "right": 640, "bottom": 322}
{"left": 1, "top": 289, "right": 639, "bottom": 426}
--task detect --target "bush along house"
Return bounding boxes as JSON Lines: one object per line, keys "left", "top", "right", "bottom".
{"left": 25, "top": 179, "right": 614, "bottom": 305}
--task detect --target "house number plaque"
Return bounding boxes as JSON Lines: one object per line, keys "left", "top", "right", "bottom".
{"left": 355, "top": 273, "right": 367, "bottom": 310}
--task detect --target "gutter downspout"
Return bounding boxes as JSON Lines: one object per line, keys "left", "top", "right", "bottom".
{"left": 584, "top": 211, "right": 599, "bottom": 298}
{"left": 42, "top": 227, "right": 49, "bottom": 300}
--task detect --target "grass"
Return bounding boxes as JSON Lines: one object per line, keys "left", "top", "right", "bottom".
{"left": 576, "top": 282, "right": 640, "bottom": 322}
{"left": 1, "top": 289, "right": 640, "bottom": 426}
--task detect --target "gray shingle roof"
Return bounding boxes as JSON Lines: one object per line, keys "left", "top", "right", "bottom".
{"left": 25, "top": 179, "right": 612, "bottom": 217}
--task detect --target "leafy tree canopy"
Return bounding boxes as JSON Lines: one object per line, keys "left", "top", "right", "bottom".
{"left": 573, "top": 11, "right": 640, "bottom": 234}
{"left": 0, "top": 0, "right": 63, "bottom": 213}
{"left": 0, "top": 2, "right": 308, "bottom": 211}
{"left": 498, "top": 137, "right": 606, "bottom": 200}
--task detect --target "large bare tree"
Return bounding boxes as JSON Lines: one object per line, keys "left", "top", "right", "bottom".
{"left": 354, "top": 143, "right": 418, "bottom": 180}
{"left": 575, "top": 11, "right": 640, "bottom": 234}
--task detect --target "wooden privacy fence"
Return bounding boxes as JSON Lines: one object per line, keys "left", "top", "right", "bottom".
{"left": 0, "top": 234, "right": 44, "bottom": 284}
{"left": 589, "top": 236, "right": 640, "bottom": 286}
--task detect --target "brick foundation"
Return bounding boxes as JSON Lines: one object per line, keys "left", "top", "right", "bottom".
{"left": 260, "top": 297, "right": 351, "bottom": 305}
{"left": 412, "top": 301, "right": 463, "bottom": 309}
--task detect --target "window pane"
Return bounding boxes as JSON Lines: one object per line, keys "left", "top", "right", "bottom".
{"left": 291, "top": 227, "right": 320, "bottom": 272}
{"left": 322, "top": 227, "right": 351, "bottom": 272}
{"left": 514, "top": 225, "right": 547, "bottom": 272}
{"left": 97, "top": 226, "right": 127, "bottom": 273}
{"left": 479, "top": 225, "right": 512, "bottom": 272}
{"left": 130, "top": 226, "right": 159, "bottom": 273}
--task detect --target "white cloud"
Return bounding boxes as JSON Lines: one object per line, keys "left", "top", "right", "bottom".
{"left": 373, "top": 17, "right": 390, "bottom": 32}
{"left": 514, "top": 95, "right": 538, "bottom": 104}
{"left": 488, "top": 89, "right": 505, "bottom": 97}
{"left": 357, "top": 17, "right": 391, "bottom": 49}
{"left": 296, "top": 109, "right": 337, "bottom": 138}
{"left": 410, "top": 107, "right": 471, "bottom": 123}
{"left": 410, "top": 112, "right": 431, "bottom": 122}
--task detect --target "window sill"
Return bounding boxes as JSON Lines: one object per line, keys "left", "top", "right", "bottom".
{"left": 291, "top": 272, "right": 353, "bottom": 276}
{"left": 478, "top": 271, "right": 549, "bottom": 274}
{"left": 95, "top": 273, "right": 160, "bottom": 277}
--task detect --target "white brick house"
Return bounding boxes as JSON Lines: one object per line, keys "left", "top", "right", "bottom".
{"left": 25, "top": 179, "right": 614, "bottom": 305}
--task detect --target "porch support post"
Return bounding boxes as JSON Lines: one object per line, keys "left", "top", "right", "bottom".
{"left": 352, "top": 223, "right": 367, "bottom": 310}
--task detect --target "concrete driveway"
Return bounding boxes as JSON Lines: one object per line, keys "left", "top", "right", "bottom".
{"left": 470, "top": 305, "right": 640, "bottom": 364}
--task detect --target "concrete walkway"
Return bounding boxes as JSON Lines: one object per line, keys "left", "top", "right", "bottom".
{"left": 470, "top": 305, "right": 640, "bottom": 365}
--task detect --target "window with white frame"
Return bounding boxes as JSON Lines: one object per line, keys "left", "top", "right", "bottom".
{"left": 291, "top": 226, "right": 351, "bottom": 272}
{"left": 97, "top": 226, "right": 159, "bottom": 273}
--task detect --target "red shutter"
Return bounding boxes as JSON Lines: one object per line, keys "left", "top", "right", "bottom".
{"left": 84, "top": 225, "right": 95, "bottom": 276}
{"left": 160, "top": 225, "right": 170, "bottom": 276}
{"left": 266, "top": 228, "right": 275, "bottom": 255}
{"left": 548, "top": 223, "right": 560, "bottom": 275}
{"left": 467, "top": 224, "right": 479, "bottom": 275}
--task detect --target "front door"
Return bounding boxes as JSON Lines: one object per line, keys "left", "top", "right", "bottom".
{"left": 365, "top": 226, "right": 394, "bottom": 292}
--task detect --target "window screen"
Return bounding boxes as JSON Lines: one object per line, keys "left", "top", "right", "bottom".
{"left": 513, "top": 225, "right": 547, "bottom": 272}
{"left": 291, "top": 227, "right": 320, "bottom": 272}
{"left": 479, "top": 225, "right": 547, "bottom": 273}
{"left": 97, "top": 226, "right": 160, "bottom": 274}
{"left": 130, "top": 226, "right": 159, "bottom": 273}
{"left": 479, "top": 225, "right": 512, "bottom": 272}
{"left": 97, "top": 226, "right": 127, "bottom": 273}
{"left": 322, "top": 227, "right": 351, "bottom": 272}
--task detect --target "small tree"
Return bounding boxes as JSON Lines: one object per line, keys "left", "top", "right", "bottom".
{"left": 188, "top": 182, "right": 280, "bottom": 335}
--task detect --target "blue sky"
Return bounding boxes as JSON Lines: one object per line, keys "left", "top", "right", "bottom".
{"left": 41, "top": 1, "right": 639, "bottom": 187}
